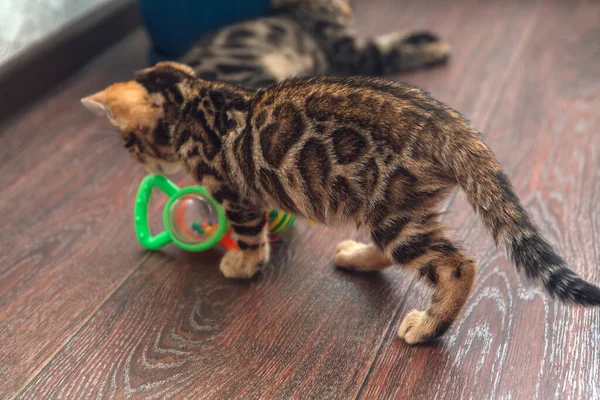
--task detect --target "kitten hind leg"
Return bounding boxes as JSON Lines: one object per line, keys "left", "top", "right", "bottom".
{"left": 397, "top": 251, "right": 476, "bottom": 344}
{"left": 373, "top": 31, "right": 451, "bottom": 72}
{"left": 335, "top": 240, "right": 393, "bottom": 271}
{"left": 325, "top": 27, "right": 449, "bottom": 76}
{"left": 372, "top": 220, "right": 476, "bottom": 344}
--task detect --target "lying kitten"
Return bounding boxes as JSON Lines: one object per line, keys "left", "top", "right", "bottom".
{"left": 82, "top": 62, "right": 600, "bottom": 344}
{"left": 180, "top": 0, "right": 450, "bottom": 87}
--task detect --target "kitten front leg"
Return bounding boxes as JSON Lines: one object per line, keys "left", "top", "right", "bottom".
{"left": 219, "top": 204, "right": 270, "bottom": 279}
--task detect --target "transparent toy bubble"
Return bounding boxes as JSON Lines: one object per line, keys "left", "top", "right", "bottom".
{"left": 167, "top": 194, "right": 221, "bottom": 245}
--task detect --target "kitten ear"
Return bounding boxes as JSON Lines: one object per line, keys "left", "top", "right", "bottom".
{"left": 81, "top": 93, "right": 110, "bottom": 117}
{"left": 156, "top": 61, "right": 196, "bottom": 77}
{"left": 81, "top": 81, "right": 162, "bottom": 132}
{"left": 134, "top": 61, "right": 196, "bottom": 82}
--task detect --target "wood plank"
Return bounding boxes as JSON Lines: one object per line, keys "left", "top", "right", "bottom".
{"left": 358, "top": 1, "right": 600, "bottom": 398}
{"left": 0, "top": 31, "right": 151, "bottom": 398}
{"left": 16, "top": 228, "right": 408, "bottom": 399}
{"left": 16, "top": 0, "right": 543, "bottom": 398}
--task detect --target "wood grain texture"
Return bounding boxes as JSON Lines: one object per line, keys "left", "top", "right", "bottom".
{"left": 0, "top": 31, "right": 151, "bottom": 398}
{"left": 15, "top": 226, "right": 408, "bottom": 399}
{"left": 12, "top": 0, "right": 564, "bottom": 399}
{"left": 2, "top": 0, "right": 599, "bottom": 399}
{"left": 358, "top": 0, "right": 600, "bottom": 398}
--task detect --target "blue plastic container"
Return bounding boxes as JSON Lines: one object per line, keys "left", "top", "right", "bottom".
{"left": 138, "top": 0, "right": 271, "bottom": 63}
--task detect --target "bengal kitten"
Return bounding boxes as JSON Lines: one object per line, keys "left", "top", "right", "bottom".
{"left": 82, "top": 62, "right": 600, "bottom": 344}
{"left": 179, "top": 0, "right": 450, "bottom": 87}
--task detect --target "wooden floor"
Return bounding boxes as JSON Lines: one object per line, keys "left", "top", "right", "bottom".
{"left": 1, "top": 0, "right": 599, "bottom": 398}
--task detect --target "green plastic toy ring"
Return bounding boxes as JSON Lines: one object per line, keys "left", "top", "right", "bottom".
{"left": 134, "top": 174, "right": 229, "bottom": 252}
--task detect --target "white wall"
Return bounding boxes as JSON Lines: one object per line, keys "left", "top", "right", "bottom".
{"left": 0, "top": 0, "right": 114, "bottom": 64}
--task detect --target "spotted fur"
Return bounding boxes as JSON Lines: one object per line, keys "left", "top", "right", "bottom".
{"left": 179, "top": 0, "right": 450, "bottom": 87}
{"left": 82, "top": 63, "right": 600, "bottom": 345}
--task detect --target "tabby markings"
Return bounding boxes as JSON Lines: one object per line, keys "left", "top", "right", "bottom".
{"left": 259, "top": 103, "right": 306, "bottom": 168}
{"left": 330, "top": 127, "right": 368, "bottom": 164}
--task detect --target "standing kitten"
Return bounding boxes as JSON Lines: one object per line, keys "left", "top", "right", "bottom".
{"left": 179, "top": 0, "right": 450, "bottom": 87}
{"left": 82, "top": 63, "right": 600, "bottom": 344}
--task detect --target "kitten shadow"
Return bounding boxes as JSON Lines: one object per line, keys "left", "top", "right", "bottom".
{"left": 334, "top": 264, "right": 457, "bottom": 352}
{"left": 337, "top": 268, "right": 464, "bottom": 387}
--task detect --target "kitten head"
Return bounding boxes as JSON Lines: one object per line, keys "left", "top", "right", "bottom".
{"left": 81, "top": 62, "right": 196, "bottom": 175}
{"left": 271, "top": 0, "right": 353, "bottom": 18}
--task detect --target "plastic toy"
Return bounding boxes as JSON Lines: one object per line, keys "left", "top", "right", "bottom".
{"left": 134, "top": 174, "right": 295, "bottom": 252}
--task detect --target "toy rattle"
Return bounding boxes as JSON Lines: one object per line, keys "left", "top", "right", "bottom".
{"left": 134, "top": 174, "right": 296, "bottom": 252}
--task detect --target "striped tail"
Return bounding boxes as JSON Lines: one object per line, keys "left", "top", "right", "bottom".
{"left": 449, "top": 133, "right": 600, "bottom": 306}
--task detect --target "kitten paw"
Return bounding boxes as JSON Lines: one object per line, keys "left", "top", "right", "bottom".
{"left": 398, "top": 310, "right": 447, "bottom": 345}
{"left": 402, "top": 32, "right": 440, "bottom": 45}
{"left": 335, "top": 240, "right": 367, "bottom": 269}
{"left": 376, "top": 31, "right": 451, "bottom": 72}
{"left": 405, "top": 32, "right": 451, "bottom": 68}
{"left": 259, "top": 241, "right": 271, "bottom": 264}
{"left": 335, "top": 240, "right": 364, "bottom": 254}
{"left": 335, "top": 240, "right": 392, "bottom": 271}
{"left": 219, "top": 250, "right": 260, "bottom": 279}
